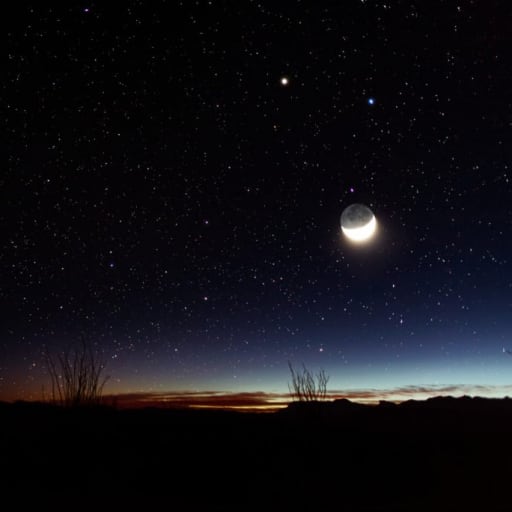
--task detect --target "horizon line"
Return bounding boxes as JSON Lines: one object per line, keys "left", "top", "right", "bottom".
{"left": 7, "top": 383, "right": 512, "bottom": 412}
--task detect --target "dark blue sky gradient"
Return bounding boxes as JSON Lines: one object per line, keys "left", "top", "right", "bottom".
{"left": 2, "top": 1, "right": 512, "bottom": 402}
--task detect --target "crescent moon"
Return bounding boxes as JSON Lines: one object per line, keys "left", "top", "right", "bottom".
{"left": 341, "top": 215, "right": 377, "bottom": 242}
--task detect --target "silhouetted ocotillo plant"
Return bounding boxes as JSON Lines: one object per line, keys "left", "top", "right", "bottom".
{"left": 287, "top": 362, "right": 329, "bottom": 401}
{"left": 44, "top": 336, "right": 109, "bottom": 407}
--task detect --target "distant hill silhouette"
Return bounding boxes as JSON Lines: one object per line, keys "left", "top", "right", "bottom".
{"left": 280, "top": 395, "right": 512, "bottom": 434}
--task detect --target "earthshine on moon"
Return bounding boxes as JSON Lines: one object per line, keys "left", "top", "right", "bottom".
{"left": 340, "top": 203, "right": 377, "bottom": 243}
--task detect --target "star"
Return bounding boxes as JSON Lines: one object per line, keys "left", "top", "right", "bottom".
{"left": 367, "top": 97, "right": 375, "bottom": 105}
{"left": 280, "top": 77, "right": 289, "bottom": 86}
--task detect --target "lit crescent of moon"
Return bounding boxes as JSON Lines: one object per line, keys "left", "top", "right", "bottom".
{"left": 342, "top": 214, "right": 377, "bottom": 242}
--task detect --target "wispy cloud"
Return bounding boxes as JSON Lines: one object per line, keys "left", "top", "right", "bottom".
{"left": 104, "top": 384, "right": 512, "bottom": 411}
{"left": 105, "top": 390, "right": 290, "bottom": 411}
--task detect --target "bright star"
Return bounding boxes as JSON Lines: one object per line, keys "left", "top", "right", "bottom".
{"left": 368, "top": 97, "right": 375, "bottom": 105}
{"left": 280, "top": 77, "right": 289, "bottom": 86}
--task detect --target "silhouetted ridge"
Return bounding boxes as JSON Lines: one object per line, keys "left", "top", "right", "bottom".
{"left": 279, "top": 395, "right": 512, "bottom": 432}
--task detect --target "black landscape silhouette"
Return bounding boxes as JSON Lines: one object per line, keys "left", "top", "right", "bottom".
{"left": 3, "top": 396, "right": 512, "bottom": 510}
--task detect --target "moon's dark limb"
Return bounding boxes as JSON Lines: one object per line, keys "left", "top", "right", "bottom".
{"left": 340, "top": 203, "right": 374, "bottom": 229}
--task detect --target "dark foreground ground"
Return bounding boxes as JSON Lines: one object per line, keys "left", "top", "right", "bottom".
{"left": 2, "top": 396, "right": 512, "bottom": 511}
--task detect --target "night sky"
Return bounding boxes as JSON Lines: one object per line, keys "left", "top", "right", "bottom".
{"left": 3, "top": 1, "right": 512, "bottom": 405}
